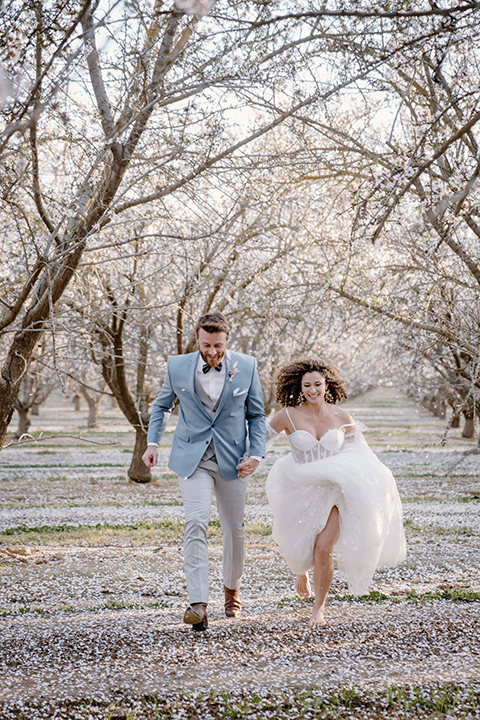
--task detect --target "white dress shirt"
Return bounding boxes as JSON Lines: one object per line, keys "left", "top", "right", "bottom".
{"left": 196, "top": 353, "right": 226, "bottom": 402}
{"left": 196, "top": 355, "right": 261, "bottom": 463}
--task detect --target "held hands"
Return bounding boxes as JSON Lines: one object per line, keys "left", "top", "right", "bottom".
{"left": 236, "top": 457, "right": 260, "bottom": 478}
{"left": 143, "top": 447, "right": 258, "bottom": 474}
{"left": 142, "top": 446, "right": 158, "bottom": 467}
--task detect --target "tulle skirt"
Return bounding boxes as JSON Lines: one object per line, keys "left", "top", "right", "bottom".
{"left": 265, "top": 441, "right": 406, "bottom": 596}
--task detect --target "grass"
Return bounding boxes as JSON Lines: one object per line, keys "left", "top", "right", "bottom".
{"left": 404, "top": 520, "right": 476, "bottom": 537}
{"left": 0, "top": 520, "right": 186, "bottom": 546}
{"left": 403, "top": 495, "right": 480, "bottom": 503}
{"left": 22, "top": 684, "right": 478, "bottom": 719}
{"left": 0, "top": 519, "right": 273, "bottom": 545}
{"left": 147, "top": 684, "right": 479, "bottom": 719}
{"left": 0, "top": 519, "right": 185, "bottom": 536}
{"left": 0, "top": 514, "right": 474, "bottom": 554}
{"left": 2, "top": 462, "right": 124, "bottom": 469}
{"left": 4, "top": 588, "right": 477, "bottom": 619}
{"left": 278, "top": 588, "right": 480, "bottom": 607}
{"left": 0, "top": 598, "right": 173, "bottom": 617}
{"left": 2, "top": 499, "right": 184, "bottom": 510}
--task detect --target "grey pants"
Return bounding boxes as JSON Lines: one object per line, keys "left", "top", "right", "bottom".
{"left": 178, "top": 467, "right": 248, "bottom": 604}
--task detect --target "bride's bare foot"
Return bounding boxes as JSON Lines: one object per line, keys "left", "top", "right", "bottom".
{"left": 296, "top": 573, "right": 311, "bottom": 598}
{"left": 308, "top": 605, "right": 326, "bottom": 627}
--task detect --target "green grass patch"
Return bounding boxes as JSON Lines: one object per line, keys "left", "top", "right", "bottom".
{"left": 404, "top": 520, "right": 476, "bottom": 537}
{"left": 403, "top": 495, "right": 480, "bottom": 503}
{"left": 0, "top": 519, "right": 273, "bottom": 545}
{"left": 0, "top": 520, "right": 185, "bottom": 536}
{"left": 246, "top": 522, "right": 272, "bottom": 536}
{"left": 174, "top": 683, "right": 476, "bottom": 719}
{"left": 0, "top": 598, "right": 173, "bottom": 617}
{"left": 2, "top": 463, "right": 124, "bottom": 469}
{"left": 0, "top": 520, "right": 186, "bottom": 545}
{"left": 278, "top": 588, "right": 480, "bottom": 607}
{"left": 61, "top": 683, "right": 480, "bottom": 719}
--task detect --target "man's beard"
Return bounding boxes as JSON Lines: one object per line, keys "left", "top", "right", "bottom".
{"left": 199, "top": 349, "right": 226, "bottom": 368}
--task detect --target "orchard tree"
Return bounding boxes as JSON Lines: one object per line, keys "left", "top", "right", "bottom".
{"left": 0, "top": 0, "right": 328, "bottom": 449}
{"left": 13, "top": 361, "right": 56, "bottom": 437}
{"left": 2, "top": 0, "right": 479, "bottom": 453}
{"left": 272, "top": 3, "right": 480, "bottom": 440}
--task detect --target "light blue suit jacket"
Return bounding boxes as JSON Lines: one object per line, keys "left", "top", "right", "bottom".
{"left": 147, "top": 350, "right": 266, "bottom": 480}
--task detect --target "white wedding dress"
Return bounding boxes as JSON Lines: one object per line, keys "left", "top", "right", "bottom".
{"left": 265, "top": 411, "right": 406, "bottom": 596}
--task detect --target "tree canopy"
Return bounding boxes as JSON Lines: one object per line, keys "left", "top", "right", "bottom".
{"left": 1, "top": 0, "right": 479, "bottom": 456}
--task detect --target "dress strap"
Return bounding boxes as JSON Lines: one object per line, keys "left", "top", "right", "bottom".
{"left": 285, "top": 407, "right": 297, "bottom": 432}
{"left": 340, "top": 422, "right": 356, "bottom": 430}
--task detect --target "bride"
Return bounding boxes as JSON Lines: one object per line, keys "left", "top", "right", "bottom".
{"left": 266, "top": 357, "right": 406, "bottom": 627}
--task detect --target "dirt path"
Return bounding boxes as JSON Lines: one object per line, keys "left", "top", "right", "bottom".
{"left": 1, "top": 388, "right": 479, "bottom": 718}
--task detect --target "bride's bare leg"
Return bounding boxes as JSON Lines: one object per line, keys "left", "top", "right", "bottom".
{"left": 309, "top": 506, "right": 340, "bottom": 627}
{"left": 296, "top": 573, "right": 311, "bottom": 598}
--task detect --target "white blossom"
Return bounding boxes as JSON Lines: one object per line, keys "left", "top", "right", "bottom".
{"left": 175, "top": 0, "right": 215, "bottom": 17}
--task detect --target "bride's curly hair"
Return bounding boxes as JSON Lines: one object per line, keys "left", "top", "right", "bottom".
{"left": 275, "top": 357, "right": 348, "bottom": 407}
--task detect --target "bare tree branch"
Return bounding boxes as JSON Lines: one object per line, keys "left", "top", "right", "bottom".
{"left": 81, "top": 7, "right": 116, "bottom": 139}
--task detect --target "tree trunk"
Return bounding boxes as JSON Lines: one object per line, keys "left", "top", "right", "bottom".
{"left": 16, "top": 407, "right": 31, "bottom": 438}
{"left": 462, "top": 413, "right": 475, "bottom": 439}
{"left": 0, "top": 386, "right": 19, "bottom": 446}
{"left": 433, "top": 393, "right": 446, "bottom": 419}
{"left": 74, "top": 391, "right": 82, "bottom": 411}
{"left": 87, "top": 401, "right": 100, "bottom": 428}
{"left": 128, "top": 427, "right": 152, "bottom": 483}
{"left": 80, "top": 387, "right": 103, "bottom": 428}
{"left": 450, "top": 412, "right": 460, "bottom": 428}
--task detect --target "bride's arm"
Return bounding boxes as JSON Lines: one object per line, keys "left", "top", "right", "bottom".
{"left": 268, "top": 408, "right": 289, "bottom": 434}
{"left": 265, "top": 408, "right": 289, "bottom": 450}
{"left": 342, "top": 414, "right": 368, "bottom": 444}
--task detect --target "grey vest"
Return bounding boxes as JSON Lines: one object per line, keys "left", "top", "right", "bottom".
{"left": 194, "top": 372, "right": 224, "bottom": 472}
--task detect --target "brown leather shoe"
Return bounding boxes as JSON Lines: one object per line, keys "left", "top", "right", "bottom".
{"left": 183, "top": 603, "right": 208, "bottom": 631}
{"left": 224, "top": 585, "right": 241, "bottom": 618}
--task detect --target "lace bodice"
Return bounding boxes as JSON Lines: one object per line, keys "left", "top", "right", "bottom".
{"left": 288, "top": 427, "right": 347, "bottom": 463}
{"left": 265, "top": 409, "right": 365, "bottom": 465}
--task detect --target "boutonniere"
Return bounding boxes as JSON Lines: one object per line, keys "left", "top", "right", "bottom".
{"left": 228, "top": 361, "right": 238, "bottom": 383}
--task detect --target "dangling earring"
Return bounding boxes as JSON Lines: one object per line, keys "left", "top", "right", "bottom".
{"left": 299, "top": 391, "right": 306, "bottom": 404}
{"left": 325, "top": 387, "right": 334, "bottom": 403}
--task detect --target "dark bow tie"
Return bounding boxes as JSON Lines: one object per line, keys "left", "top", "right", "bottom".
{"left": 202, "top": 362, "right": 222, "bottom": 374}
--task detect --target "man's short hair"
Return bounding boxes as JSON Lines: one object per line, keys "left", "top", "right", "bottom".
{"left": 195, "top": 312, "right": 230, "bottom": 336}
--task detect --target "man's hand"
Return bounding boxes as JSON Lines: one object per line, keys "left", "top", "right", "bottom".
{"left": 142, "top": 445, "right": 158, "bottom": 467}
{"left": 236, "top": 457, "right": 260, "bottom": 478}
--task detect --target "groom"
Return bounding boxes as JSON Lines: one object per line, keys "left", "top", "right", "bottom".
{"left": 142, "top": 312, "right": 266, "bottom": 631}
